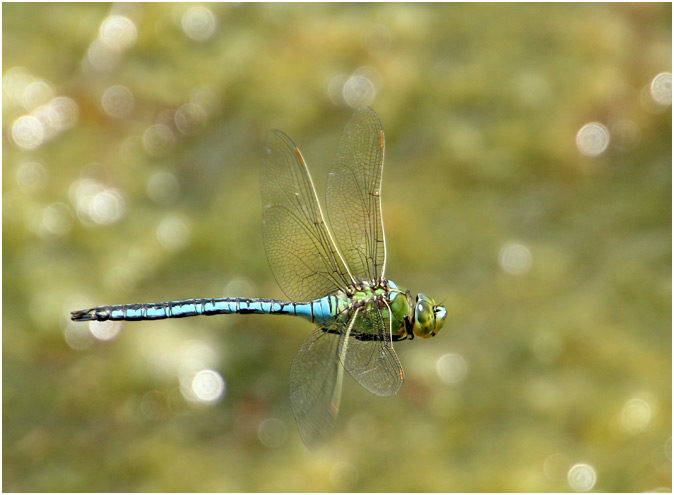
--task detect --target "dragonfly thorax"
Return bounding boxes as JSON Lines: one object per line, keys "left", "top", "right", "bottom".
{"left": 324, "top": 279, "right": 416, "bottom": 341}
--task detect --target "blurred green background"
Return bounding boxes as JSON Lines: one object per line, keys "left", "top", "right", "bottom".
{"left": 3, "top": 3, "right": 671, "bottom": 492}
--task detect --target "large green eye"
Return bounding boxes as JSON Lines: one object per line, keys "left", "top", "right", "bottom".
{"left": 413, "top": 293, "right": 447, "bottom": 338}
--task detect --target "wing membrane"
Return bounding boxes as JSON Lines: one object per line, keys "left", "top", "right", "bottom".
{"left": 267, "top": 111, "right": 404, "bottom": 449}
{"left": 261, "top": 130, "right": 354, "bottom": 301}
{"left": 338, "top": 302, "right": 403, "bottom": 397}
{"left": 326, "top": 106, "right": 387, "bottom": 284}
{"left": 289, "top": 327, "right": 344, "bottom": 450}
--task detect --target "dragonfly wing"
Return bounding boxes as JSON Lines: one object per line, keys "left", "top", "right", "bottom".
{"left": 261, "top": 130, "right": 353, "bottom": 302}
{"left": 339, "top": 305, "right": 404, "bottom": 397}
{"left": 289, "top": 327, "right": 344, "bottom": 450}
{"left": 326, "top": 106, "right": 387, "bottom": 284}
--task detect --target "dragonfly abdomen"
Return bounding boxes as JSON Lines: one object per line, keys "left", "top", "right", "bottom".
{"left": 70, "top": 296, "right": 338, "bottom": 323}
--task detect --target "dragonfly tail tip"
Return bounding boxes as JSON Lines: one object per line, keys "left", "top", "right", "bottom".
{"left": 70, "top": 309, "right": 95, "bottom": 322}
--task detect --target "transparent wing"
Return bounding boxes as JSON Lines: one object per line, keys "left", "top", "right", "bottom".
{"left": 326, "top": 106, "right": 387, "bottom": 284}
{"left": 289, "top": 304, "right": 403, "bottom": 448}
{"left": 338, "top": 302, "right": 404, "bottom": 397}
{"left": 289, "top": 326, "right": 344, "bottom": 450}
{"left": 261, "top": 130, "right": 354, "bottom": 302}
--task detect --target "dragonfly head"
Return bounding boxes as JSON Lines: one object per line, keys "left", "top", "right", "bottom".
{"left": 412, "top": 293, "right": 447, "bottom": 338}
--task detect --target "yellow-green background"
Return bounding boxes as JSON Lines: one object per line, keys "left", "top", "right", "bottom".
{"left": 3, "top": 3, "right": 671, "bottom": 492}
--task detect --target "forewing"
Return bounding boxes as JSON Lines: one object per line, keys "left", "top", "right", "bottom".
{"left": 261, "top": 130, "right": 353, "bottom": 301}
{"left": 326, "top": 106, "right": 387, "bottom": 284}
{"left": 338, "top": 303, "right": 404, "bottom": 397}
{"left": 289, "top": 327, "right": 344, "bottom": 450}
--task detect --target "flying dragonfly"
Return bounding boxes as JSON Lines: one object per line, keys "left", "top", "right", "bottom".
{"left": 72, "top": 106, "right": 447, "bottom": 449}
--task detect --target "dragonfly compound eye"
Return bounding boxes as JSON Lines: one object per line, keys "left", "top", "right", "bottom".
{"left": 413, "top": 293, "right": 445, "bottom": 338}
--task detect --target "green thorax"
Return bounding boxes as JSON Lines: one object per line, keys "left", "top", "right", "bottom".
{"left": 326, "top": 279, "right": 413, "bottom": 341}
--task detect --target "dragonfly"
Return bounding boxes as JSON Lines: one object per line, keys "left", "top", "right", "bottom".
{"left": 71, "top": 106, "right": 447, "bottom": 449}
